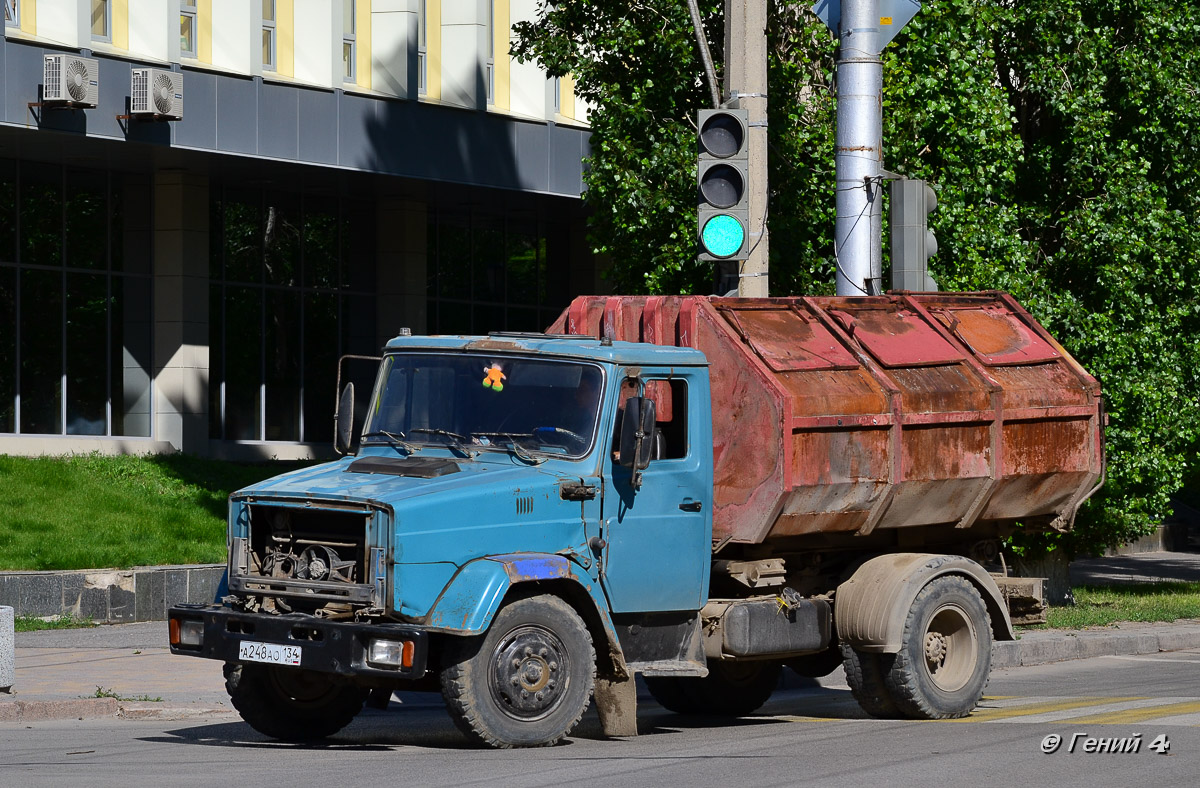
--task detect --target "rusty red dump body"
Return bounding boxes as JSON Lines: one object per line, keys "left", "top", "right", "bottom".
{"left": 550, "top": 292, "right": 1104, "bottom": 548}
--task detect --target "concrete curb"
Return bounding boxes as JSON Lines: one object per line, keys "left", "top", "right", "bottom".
{"left": 0, "top": 695, "right": 237, "bottom": 724}
{"left": 0, "top": 697, "right": 235, "bottom": 723}
{"left": 0, "top": 697, "right": 119, "bottom": 722}
{"left": 0, "top": 606, "right": 13, "bottom": 692}
{"left": 117, "top": 703, "right": 235, "bottom": 721}
{"left": 991, "top": 620, "right": 1200, "bottom": 669}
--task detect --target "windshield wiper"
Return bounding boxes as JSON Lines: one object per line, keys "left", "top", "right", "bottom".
{"left": 471, "top": 432, "right": 547, "bottom": 465}
{"left": 409, "top": 427, "right": 480, "bottom": 458}
{"left": 361, "top": 429, "right": 419, "bottom": 454}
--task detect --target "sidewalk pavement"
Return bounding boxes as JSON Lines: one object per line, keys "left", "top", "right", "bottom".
{"left": 4, "top": 551, "right": 1200, "bottom": 724}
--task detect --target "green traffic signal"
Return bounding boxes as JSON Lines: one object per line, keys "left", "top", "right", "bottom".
{"left": 701, "top": 214, "right": 746, "bottom": 259}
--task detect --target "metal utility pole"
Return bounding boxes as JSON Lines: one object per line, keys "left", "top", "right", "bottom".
{"left": 834, "top": 0, "right": 882, "bottom": 296}
{"left": 724, "top": 0, "right": 769, "bottom": 296}
{"left": 814, "top": 0, "right": 922, "bottom": 296}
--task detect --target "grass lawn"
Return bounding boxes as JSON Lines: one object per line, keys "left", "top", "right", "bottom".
{"left": 13, "top": 614, "right": 96, "bottom": 631}
{"left": 1039, "top": 582, "right": 1200, "bottom": 629}
{"left": 0, "top": 454, "right": 311, "bottom": 571}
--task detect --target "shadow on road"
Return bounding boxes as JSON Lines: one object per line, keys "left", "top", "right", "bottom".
{"left": 141, "top": 685, "right": 869, "bottom": 752}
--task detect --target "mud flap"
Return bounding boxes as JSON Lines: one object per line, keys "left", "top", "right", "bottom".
{"left": 594, "top": 676, "right": 639, "bottom": 738}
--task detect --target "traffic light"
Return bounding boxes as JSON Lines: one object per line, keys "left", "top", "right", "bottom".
{"left": 889, "top": 178, "right": 939, "bottom": 291}
{"left": 697, "top": 108, "right": 750, "bottom": 262}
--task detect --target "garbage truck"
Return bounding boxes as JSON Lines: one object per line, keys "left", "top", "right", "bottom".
{"left": 169, "top": 291, "right": 1104, "bottom": 748}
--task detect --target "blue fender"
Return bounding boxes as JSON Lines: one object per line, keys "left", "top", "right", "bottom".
{"left": 425, "top": 553, "right": 620, "bottom": 648}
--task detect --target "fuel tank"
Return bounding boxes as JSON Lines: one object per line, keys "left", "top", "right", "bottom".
{"left": 549, "top": 293, "right": 1104, "bottom": 547}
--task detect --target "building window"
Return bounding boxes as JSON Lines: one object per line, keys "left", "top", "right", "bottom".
{"left": 426, "top": 211, "right": 569, "bottom": 335}
{"left": 4, "top": 0, "right": 18, "bottom": 28}
{"left": 342, "top": 0, "right": 355, "bottom": 82}
{"left": 0, "top": 160, "right": 154, "bottom": 438}
{"left": 91, "top": 0, "right": 111, "bottom": 42}
{"left": 209, "top": 189, "right": 377, "bottom": 444}
{"left": 180, "top": 0, "right": 197, "bottom": 58}
{"left": 485, "top": 0, "right": 494, "bottom": 104}
{"left": 553, "top": 77, "right": 561, "bottom": 113}
{"left": 262, "top": 0, "right": 276, "bottom": 71}
{"left": 418, "top": 0, "right": 427, "bottom": 94}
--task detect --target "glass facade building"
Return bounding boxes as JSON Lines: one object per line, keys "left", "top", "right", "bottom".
{"left": 0, "top": 2, "right": 596, "bottom": 459}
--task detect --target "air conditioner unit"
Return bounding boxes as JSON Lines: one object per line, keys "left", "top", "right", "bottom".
{"left": 131, "top": 68, "right": 183, "bottom": 120}
{"left": 43, "top": 54, "right": 99, "bottom": 107}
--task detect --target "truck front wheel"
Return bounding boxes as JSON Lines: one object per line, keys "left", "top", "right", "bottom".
{"left": 884, "top": 575, "right": 992, "bottom": 719}
{"left": 223, "top": 663, "right": 368, "bottom": 741}
{"left": 440, "top": 594, "right": 595, "bottom": 748}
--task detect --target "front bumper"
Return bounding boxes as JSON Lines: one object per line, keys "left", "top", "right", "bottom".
{"left": 168, "top": 605, "right": 429, "bottom": 680}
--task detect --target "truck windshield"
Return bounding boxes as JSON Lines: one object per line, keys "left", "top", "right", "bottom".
{"left": 363, "top": 353, "right": 604, "bottom": 459}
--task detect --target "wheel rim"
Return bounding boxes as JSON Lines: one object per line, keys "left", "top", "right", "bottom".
{"left": 488, "top": 624, "right": 570, "bottom": 721}
{"left": 922, "top": 603, "right": 977, "bottom": 693}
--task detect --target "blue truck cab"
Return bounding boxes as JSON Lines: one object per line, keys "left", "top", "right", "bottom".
{"left": 169, "top": 332, "right": 715, "bottom": 747}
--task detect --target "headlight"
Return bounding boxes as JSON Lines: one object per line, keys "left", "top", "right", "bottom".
{"left": 169, "top": 617, "right": 204, "bottom": 648}
{"left": 367, "top": 638, "right": 415, "bottom": 669}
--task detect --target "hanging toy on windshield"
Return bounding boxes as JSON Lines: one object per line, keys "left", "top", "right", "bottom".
{"left": 482, "top": 363, "right": 506, "bottom": 392}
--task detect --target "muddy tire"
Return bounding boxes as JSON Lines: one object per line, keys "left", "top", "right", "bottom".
{"left": 884, "top": 575, "right": 992, "bottom": 719}
{"left": 440, "top": 594, "right": 595, "bottom": 749}
{"left": 841, "top": 645, "right": 900, "bottom": 718}
{"left": 645, "top": 660, "right": 781, "bottom": 717}
{"left": 643, "top": 675, "right": 701, "bottom": 715}
{"left": 224, "top": 663, "right": 368, "bottom": 741}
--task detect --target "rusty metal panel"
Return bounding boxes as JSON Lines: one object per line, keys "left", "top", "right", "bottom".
{"left": 886, "top": 365, "right": 991, "bottom": 415}
{"left": 791, "top": 428, "right": 890, "bottom": 486}
{"left": 721, "top": 306, "right": 859, "bottom": 371}
{"left": 796, "top": 369, "right": 888, "bottom": 419}
{"left": 989, "top": 364, "right": 1090, "bottom": 410}
{"left": 832, "top": 306, "right": 964, "bottom": 367}
{"left": 696, "top": 302, "right": 787, "bottom": 545}
{"left": 935, "top": 305, "right": 1061, "bottom": 365}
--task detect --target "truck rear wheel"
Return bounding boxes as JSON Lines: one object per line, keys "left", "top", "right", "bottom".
{"left": 440, "top": 594, "right": 595, "bottom": 749}
{"left": 223, "top": 663, "right": 368, "bottom": 741}
{"left": 645, "top": 660, "right": 781, "bottom": 717}
{"left": 841, "top": 646, "right": 900, "bottom": 718}
{"left": 884, "top": 575, "right": 992, "bottom": 719}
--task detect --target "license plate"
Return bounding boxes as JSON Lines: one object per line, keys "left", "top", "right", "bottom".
{"left": 238, "top": 640, "right": 302, "bottom": 667}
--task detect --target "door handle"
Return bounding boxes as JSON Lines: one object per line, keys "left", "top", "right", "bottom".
{"left": 679, "top": 500, "right": 702, "bottom": 512}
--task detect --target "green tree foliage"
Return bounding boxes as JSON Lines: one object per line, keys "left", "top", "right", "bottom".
{"left": 513, "top": 0, "right": 1200, "bottom": 553}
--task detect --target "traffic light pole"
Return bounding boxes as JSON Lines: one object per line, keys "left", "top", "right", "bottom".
{"left": 725, "top": 0, "right": 769, "bottom": 297}
{"left": 834, "top": 0, "right": 883, "bottom": 296}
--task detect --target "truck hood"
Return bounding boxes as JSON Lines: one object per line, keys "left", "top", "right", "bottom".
{"left": 233, "top": 454, "right": 579, "bottom": 512}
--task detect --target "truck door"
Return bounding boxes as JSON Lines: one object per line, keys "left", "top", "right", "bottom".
{"left": 600, "top": 372, "right": 713, "bottom": 613}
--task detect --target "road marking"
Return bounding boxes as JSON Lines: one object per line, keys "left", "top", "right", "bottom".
{"left": 1068, "top": 699, "right": 1200, "bottom": 725}
{"left": 1144, "top": 711, "right": 1200, "bottom": 726}
{"left": 768, "top": 692, "right": 1200, "bottom": 726}
{"left": 944, "top": 697, "right": 1146, "bottom": 723}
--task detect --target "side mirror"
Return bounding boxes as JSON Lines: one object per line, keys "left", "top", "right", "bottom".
{"left": 335, "top": 382, "right": 356, "bottom": 456}
{"left": 619, "top": 396, "right": 656, "bottom": 487}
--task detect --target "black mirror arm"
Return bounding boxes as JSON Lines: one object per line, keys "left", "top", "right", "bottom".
{"left": 632, "top": 426, "right": 646, "bottom": 490}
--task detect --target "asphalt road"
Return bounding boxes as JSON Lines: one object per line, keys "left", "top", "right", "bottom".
{"left": 3, "top": 649, "right": 1199, "bottom": 788}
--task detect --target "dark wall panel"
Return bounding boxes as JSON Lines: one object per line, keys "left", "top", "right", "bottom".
{"left": 214, "top": 75, "right": 258, "bottom": 155}
{"left": 297, "top": 88, "right": 338, "bottom": 165}
{"left": 175, "top": 68, "right": 217, "bottom": 150}
{"left": 259, "top": 83, "right": 299, "bottom": 161}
